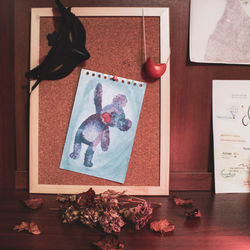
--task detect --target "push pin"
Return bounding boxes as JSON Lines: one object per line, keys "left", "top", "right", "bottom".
{"left": 112, "top": 75, "right": 119, "bottom": 81}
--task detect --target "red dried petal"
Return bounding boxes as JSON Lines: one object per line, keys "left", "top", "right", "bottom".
{"left": 185, "top": 208, "right": 202, "bottom": 218}
{"left": 92, "top": 235, "right": 125, "bottom": 250}
{"left": 23, "top": 198, "right": 44, "bottom": 209}
{"left": 173, "top": 197, "right": 193, "bottom": 206}
{"left": 13, "top": 221, "right": 29, "bottom": 232}
{"left": 150, "top": 219, "right": 175, "bottom": 234}
{"left": 13, "top": 221, "right": 41, "bottom": 235}
{"left": 29, "top": 221, "right": 41, "bottom": 235}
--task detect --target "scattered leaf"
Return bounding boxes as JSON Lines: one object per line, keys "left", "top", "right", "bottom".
{"left": 92, "top": 234, "right": 125, "bottom": 250}
{"left": 29, "top": 221, "right": 41, "bottom": 235}
{"left": 13, "top": 221, "right": 41, "bottom": 235}
{"left": 150, "top": 219, "right": 175, "bottom": 235}
{"left": 13, "top": 221, "right": 29, "bottom": 232}
{"left": 185, "top": 208, "right": 201, "bottom": 218}
{"left": 173, "top": 197, "right": 193, "bottom": 206}
{"left": 23, "top": 198, "right": 44, "bottom": 209}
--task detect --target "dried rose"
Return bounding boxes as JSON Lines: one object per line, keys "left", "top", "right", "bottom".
{"left": 173, "top": 197, "right": 193, "bottom": 206}
{"left": 150, "top": 219, "right": 175, "bottom": 235}
{"left": 61, "top": 205, "right": 80, "bottom": 223}
{"left": 92, "top": 234, "right": 125, "bottom": 250}
{"left": 94, "top": 196, "right": 106, "bottom": 213}
{"left": 13, "top": 221, "right": 41, "bottom": 235}
{"left": 23, "top": 198, "right": 44, "bottom": 209}
{"left": 107, "top": 198, "right": 119, "bottom": 210}
{"left": 95, "top": 195, "right": 119, "bottom": 212}
{"left": 80, "top": 207, "right": 99, "bottom": 228}
{"left": 99, "top": 210, "right": 125, "bottom": 234}
{"left": 126, "top": 201, "right": 153, "bottom": 230}
{"left": 185, "top": 208, "right": 201, "bottom": 218}
{"left": 76, "top": 188, "right": 96, "bottom": 208}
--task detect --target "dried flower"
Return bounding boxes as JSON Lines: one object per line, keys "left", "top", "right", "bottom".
{"left": 76, "top": 188, "right": 95, "bottom": 208}
{"left": 92, "top": 234, "right": 125, "bottom": 250}
{"left": 173, "top": 197, "right": 193, "bottom": 206}
{"left": 150, "top": 219, "right": 175, "bottom": 235}
{"left": 185, "top": 208, "right": 201, "bottom": 218}
{"left": 80, "top": 207, "right": 99, "bottom": 228}
{"left": 57, "top": 188, "right": 155, "bottom": 234}
{"left": 101, "top": 190, "right": 126, "bottom": 200}
{"left": 56, "top": 194, "right": 77, "bottom": 203}
{"left": 23, "top": 198, "right": 44, "bottom": 209}
{"left": 13, "top": 221, "right": 41, "bottom": 235}
{"left": 99, "top": 209, "right": 125, "bottom": 233}
{"left": 61, "top": 205, "right": 80, "bottom": 224}
{"left": 95, "top": 195, "right": 119, "bottom": 212}
{"left": 123, "top": 201, "right": 153, "bottom": 230}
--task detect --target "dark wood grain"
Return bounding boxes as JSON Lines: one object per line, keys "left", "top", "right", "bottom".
{"left": 0, "top": 0, "right": 16, "bottom": 191}
{"left": 1, "top": 191, "right": 250, "bottom": 250}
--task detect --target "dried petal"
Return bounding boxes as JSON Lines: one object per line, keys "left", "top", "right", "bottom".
{"left": 13, "top": 221, "right": 29, "bottom": 232}
{"left": 185, "top": 208, "right": 201, "bottom": 218}
{"left": 173, "top": 197, "right": 193, "bottom": 206}
{"left": 150, "top": 219, "right": 175, "bottom": 234}
{"left": 92, "top": 235, "right": 125, "bottom": 250}
{"left": 29, "top": 222, "right": 41, "bottom": 235}
{"left": 13, "top": 221, "right": 41, "bottom": 235}
{"left": 23, "top": 198, "right": 44, "bottom": 209}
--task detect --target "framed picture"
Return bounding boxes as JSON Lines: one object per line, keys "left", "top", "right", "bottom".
{"left": 29, "top": 7, "right": 170, "bottom": 195}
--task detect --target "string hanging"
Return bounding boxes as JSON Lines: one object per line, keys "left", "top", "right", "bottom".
{"left": 142, "top": 7, "right": 168, "bottom": 79}
{"left": 142, "top": 8, "right": 147, "bottom": 62}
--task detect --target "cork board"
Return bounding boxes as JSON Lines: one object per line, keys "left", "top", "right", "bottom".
{"left": 29, "top": 7, "right": 170, "bottom": 195}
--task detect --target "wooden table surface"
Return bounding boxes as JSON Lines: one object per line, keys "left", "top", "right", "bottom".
{"left": 0, "top": 191, "right": 250, "bottom": 250}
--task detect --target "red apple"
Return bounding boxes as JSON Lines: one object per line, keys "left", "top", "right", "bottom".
{"left": 145, "top": 57, "right": 167, "bottom": 79}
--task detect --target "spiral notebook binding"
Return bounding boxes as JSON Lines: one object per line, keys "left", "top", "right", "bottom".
{"left": 84, "top": 69, "right": 145, "bottom": 88}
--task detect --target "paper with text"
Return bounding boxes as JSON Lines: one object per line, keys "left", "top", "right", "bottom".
{"left": 213, "top": 80, "right": 250, "bottom": 193}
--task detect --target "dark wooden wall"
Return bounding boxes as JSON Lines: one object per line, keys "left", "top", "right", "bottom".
{"left": 1, "top": 0, "right": 248, "bottom": 191}
{"left": 0, "top": 0, "right": 16, "bottom": 191}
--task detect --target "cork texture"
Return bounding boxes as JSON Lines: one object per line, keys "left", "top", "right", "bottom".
{"left": 38, "top": 16, "right": 160, "bottom": 186}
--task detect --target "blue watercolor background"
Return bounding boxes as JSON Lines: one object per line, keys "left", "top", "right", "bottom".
{"left": 59, "top": 69, "right": 146, "bottom": 183}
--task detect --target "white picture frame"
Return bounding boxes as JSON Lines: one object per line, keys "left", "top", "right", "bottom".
{"left": 29, "top": 7, "right": 170, "bottom": 195}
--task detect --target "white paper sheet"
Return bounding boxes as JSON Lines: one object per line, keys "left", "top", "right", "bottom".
{"left": 213, "top": 80, "right": 250, "bottom": 193}
{"left": 190, "top": 0, "right": 250, "bottom": 64}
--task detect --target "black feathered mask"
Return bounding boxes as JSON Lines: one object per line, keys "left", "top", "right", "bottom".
{"left": 26, "top": 0, "right": 90, "bottom": 92}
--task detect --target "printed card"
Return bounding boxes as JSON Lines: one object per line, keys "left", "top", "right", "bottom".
{"left": 213, "top": 80, "right": 250, "bottom": 193}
